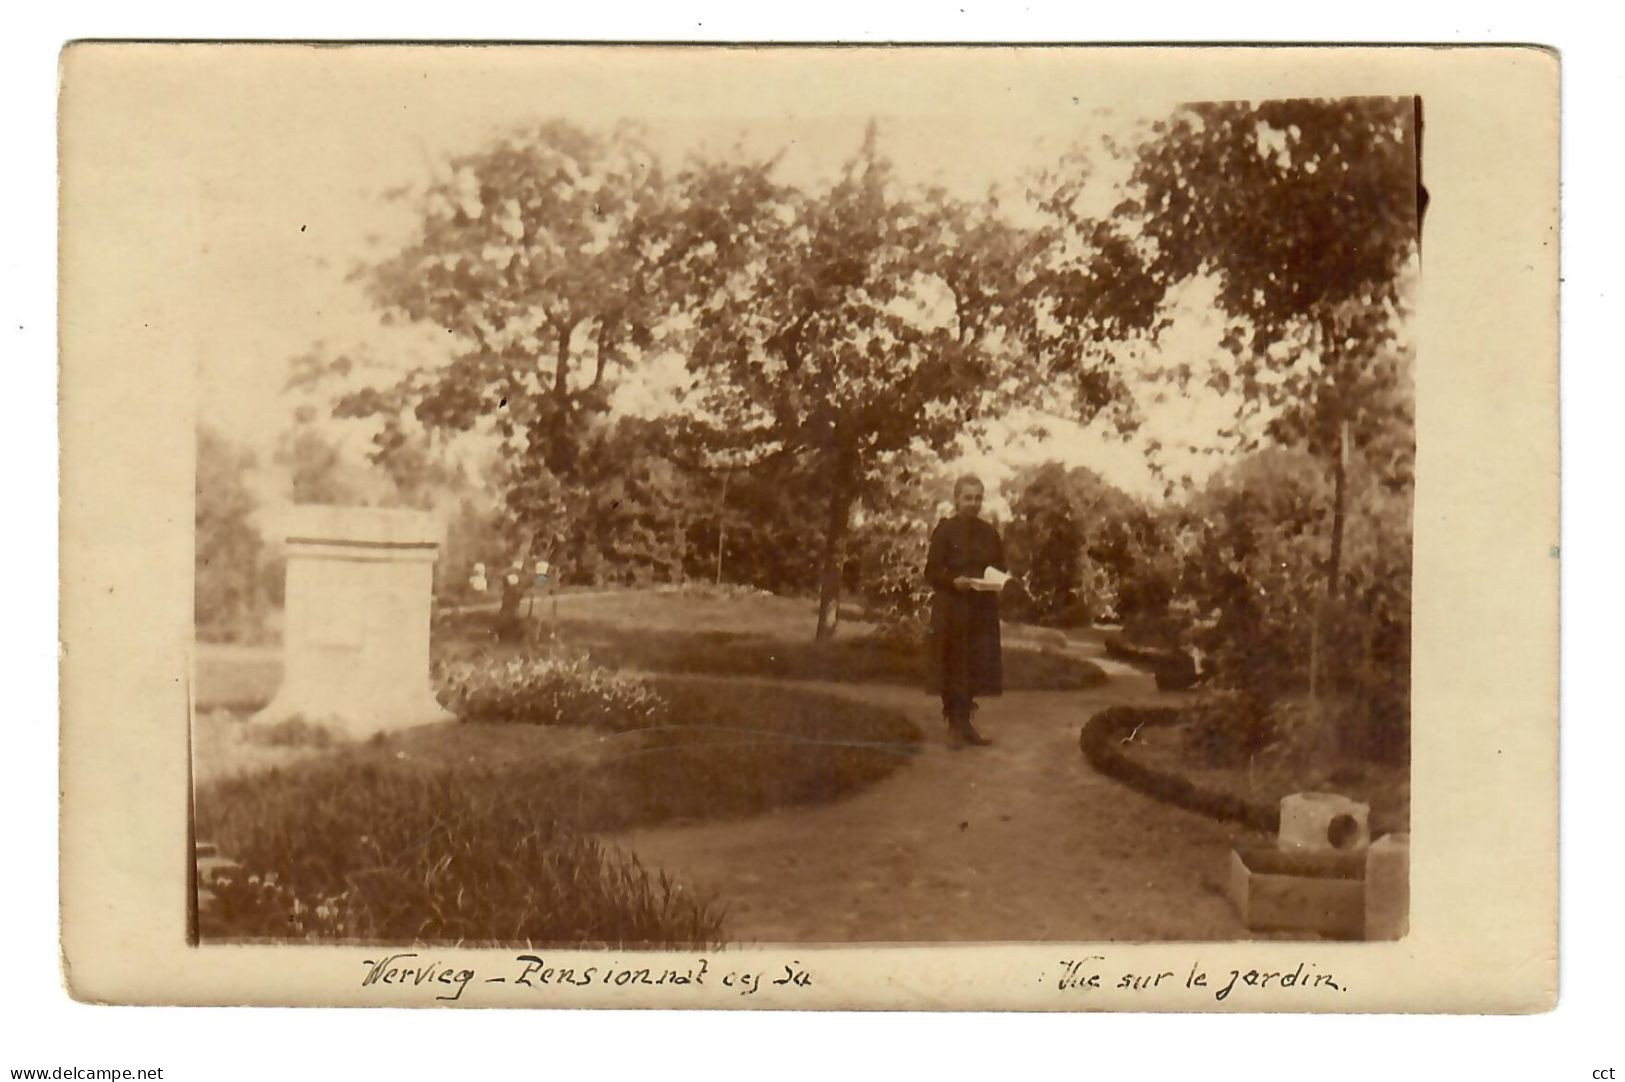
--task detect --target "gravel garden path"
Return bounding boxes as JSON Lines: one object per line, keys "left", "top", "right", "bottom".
{"left": 607, "top": 641, "right": 1258, "bottom": 944}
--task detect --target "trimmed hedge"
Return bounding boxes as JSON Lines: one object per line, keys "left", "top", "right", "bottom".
{"left": 1102, "top": 635, "right": 1199, "bottom": 691}
{"left": 1079, "top": 705, "right": 1279, "bottom": 833}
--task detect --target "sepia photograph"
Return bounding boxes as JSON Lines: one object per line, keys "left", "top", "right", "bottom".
{"left": 58, "top": 43, "right": 1556, "bottom": 1012}
{"left": 184, "top": 69, "right": 1417, "bottom": 950}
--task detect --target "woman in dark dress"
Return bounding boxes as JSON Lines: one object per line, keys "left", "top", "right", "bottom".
{"left": 924, "top": 475, "right": 1005, "bottom": 748}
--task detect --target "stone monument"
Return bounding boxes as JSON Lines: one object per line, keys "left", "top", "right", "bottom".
{"left": 252, "top": 505, "right": 456, "bottom": 739}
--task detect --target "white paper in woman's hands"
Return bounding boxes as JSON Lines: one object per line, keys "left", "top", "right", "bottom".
{"left": 971, "top": 567, "right": 1011, "bottom": 591}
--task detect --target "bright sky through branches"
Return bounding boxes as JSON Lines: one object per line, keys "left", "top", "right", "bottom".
{"left": 167, "top": 48, "right": 1246, "bottom": 505}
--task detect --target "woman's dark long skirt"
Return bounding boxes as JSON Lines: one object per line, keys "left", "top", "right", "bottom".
{"left": 925, "top": 589, "right": 1003, "bottom": 698}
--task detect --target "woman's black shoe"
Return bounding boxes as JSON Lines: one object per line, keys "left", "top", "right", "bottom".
{"left": 946, "top": 707, "right": 991, "bottom": 747}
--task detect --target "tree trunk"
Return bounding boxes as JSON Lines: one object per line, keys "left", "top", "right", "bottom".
{"left": 814, "top": 452, "right": 859, "bottom": 641}
{"left": 1328, "top": 419, "right": 1349, "bottom": 600}
{"left": 495, "top": 529, "right": 539, "bottom": 644}
{"left": 1312, "top": 419, "right": 1351, "bottom": 763}
{"left": 496, "top": 574, "right": 526, "bottom": 643}
{"left": 548, "top": 322, "right": 576, "bottom": 477}
{"left": 673, "top": 516, "right": 688, "bottom": 586}
{"left": 715, "top": 470, "right": 730, "bottom": 586}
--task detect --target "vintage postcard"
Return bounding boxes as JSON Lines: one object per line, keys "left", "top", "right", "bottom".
{"left": 59, "top": 43, "right": 1558, "bottom": 1010}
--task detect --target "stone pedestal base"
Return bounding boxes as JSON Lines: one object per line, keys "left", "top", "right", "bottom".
{"left": 252, "top": 505, "right": 455, "bottom": 740}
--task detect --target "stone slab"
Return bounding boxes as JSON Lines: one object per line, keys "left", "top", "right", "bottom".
{"left": 1229, "top": 843, "right": 1366, "bottom": 940}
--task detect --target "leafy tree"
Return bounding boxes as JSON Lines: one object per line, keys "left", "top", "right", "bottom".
{"left": 1127, "top": 96, "right": 1420, "bottom": 596}
{"left": 357, "top": 120, "right": 675, "bottom": 476}
{"left": 274, "top": 416, "right": 369, "bottom": 507}
{"left": 564, "top": 417, "right": 711, "bottom": 587}
{"left": 844, "top": 452, "right": 953, "bottom": 637}
{"left": 196, "top": 424, "right": 266, "bottom": 642}
{"left": 1005, "top": 463, "right": 1084, "bottom": 621}
{"left": 677, "top": 450, "right": 834, "bottom": 595}
{"left": 1173, "top": 448, "right": 1331, "bottom": 684}
{"left": 673, "top": 127, "right": 1158, "bottom": 638}
{"left": 1162, "top": 445, "right": 1411, "bottom": 760}
{"left": 1004, "top": 462, "right": 1162, "bottom": 626}
{"left": 1125, "top": 97, "right": 1418, "bottom": 755}
{"left": 332, "top": 121, "right": 687, "bottom": 629}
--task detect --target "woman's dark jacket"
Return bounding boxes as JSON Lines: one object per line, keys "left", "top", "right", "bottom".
{"left": 924, "top": 514, "right": 1005, "bottom": 698}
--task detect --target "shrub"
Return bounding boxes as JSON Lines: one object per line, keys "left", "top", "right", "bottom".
{"left": 1165, "top": 447, "right": 1412, "bottom": 758}
{"left": 1181, "top": 690, "right": 1280, "bottom": 767}
{"left": 435, "top": 652, "right": 668, "bottom": 730}
{"left": 242, "top": 716, "right": 348, "bottom": 749}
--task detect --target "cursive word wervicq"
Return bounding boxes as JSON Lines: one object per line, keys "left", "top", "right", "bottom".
{"left": 360, "top": 953, "right": 477, "bottom": 1002}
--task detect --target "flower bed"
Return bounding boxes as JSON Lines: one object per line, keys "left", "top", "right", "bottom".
{"left": 435, "top": 651, "right": 667, "bottom": 730}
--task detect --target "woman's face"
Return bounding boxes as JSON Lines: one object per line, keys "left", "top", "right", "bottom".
{"left": 954, "top": 483, "right": 984, "bottom": 519}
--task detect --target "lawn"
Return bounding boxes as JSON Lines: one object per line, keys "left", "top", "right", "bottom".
{"left": 195, "top": 587, "right": 1108, "bottom": 712}
{"left": 433, "top": 587, "right": 1107, "bottom": 692}
{"left": 190, "top": 585, "right": 1089, "bottom": 945}
{"left": 194, "top": 665, "right": 923, "bottom": 945}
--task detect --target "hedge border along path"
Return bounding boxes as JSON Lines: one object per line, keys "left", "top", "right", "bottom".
{"left": 1101, "top": 635, "right": 1199, "bottom": 690}
{"left": 1078, "top": 705, "right": 1280, "bottom": 834}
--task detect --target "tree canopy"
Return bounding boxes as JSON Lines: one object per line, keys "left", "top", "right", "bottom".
{"left": 670, "top": 127, "right": 1160, "bottom": 636}
{"left": 349, "top": 121, "right": 680, "bottom": 492}
{"left": 1128, "top": 96, "right": 1420, "bottom": 596}
{"left": 1130, "top": 99, "right": 1417, "bottom": 440}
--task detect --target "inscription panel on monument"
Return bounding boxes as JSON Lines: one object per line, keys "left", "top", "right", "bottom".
{"left": 307, "top": 560, "right": 366, "bottom": 647}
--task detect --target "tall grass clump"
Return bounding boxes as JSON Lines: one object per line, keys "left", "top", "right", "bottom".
{"left": 196, "top": 758, "right": 725, "bottom": 946}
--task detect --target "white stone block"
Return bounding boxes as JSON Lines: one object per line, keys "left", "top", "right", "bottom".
{"left": 1278, "top": 791, "right": 1371, "bottom": 852}
{"left": 252, "top": 505, "right": 455, "bottom": 739}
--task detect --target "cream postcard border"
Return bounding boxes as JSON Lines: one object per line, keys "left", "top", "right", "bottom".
{"left": 58, "top": 43, "right": 1559, "bottom": 1011}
